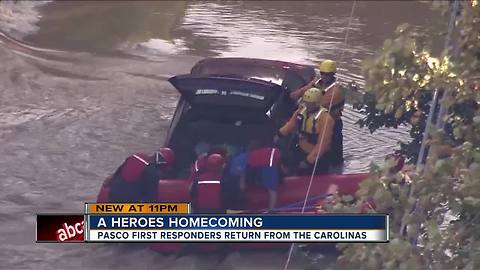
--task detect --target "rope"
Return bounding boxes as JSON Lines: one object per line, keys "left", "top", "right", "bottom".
{"left": 283, "top": 1, "right": 357, "bottom": 269}
{"left": 254, "top": 192, "right": 331, "bottom": 213}
{"left": 399, "top": 0, "right": 460, "bottom": 238}
{"left": 230, "top": 192, "right": 331, "bottom": 214}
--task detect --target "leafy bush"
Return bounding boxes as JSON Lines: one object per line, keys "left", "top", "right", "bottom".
{"left": 328, "top": 1, "right": 480, "bottom": 269}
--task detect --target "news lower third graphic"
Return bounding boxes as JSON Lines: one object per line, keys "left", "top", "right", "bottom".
{"left": 36, "top": 203, "right": 389, "bottom": 243}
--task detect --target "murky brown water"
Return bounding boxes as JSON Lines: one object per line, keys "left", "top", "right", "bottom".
{"left": 0, "top": 1, "right": 441, "bottom": 269}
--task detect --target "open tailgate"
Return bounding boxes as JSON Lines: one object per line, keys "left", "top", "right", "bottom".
{"left": 168, "top": 74, "right": 283, "bottom": 113}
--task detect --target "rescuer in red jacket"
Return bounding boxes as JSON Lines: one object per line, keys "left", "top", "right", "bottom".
{"left": 191, "top": 153, "right": 226, "bottom": 213}
{"left": 108, "top": 148, "right": 175, "bottom": 203}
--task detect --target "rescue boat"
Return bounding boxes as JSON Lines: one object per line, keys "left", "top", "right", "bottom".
{"left": 96, "top": 57, "right": 369, "bottom": 252}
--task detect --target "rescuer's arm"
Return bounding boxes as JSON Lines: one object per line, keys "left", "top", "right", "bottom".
{"left": 306, "top": 113, "right": 335, "bottom": 164}
{"left": 278, "top": 109, "right": 300, "bottom": 136}
{"left": 289, "top": 77, "right": 318, "bottom": 100}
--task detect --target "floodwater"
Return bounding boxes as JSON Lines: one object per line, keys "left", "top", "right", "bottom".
{"left": 0, "top": 1, "right": 442, "bottom": 269}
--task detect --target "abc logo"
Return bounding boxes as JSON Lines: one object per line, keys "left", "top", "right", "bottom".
{"left": 56, "top": 221, "right": 84, "bottom": 241}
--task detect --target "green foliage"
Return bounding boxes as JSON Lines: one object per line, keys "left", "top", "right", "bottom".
{"left": 330, "top": 1, "right": 480, "bottom": 269}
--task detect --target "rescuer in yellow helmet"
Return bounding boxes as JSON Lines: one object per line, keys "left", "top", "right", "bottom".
{"left": 278, "top": 87, "right": 337, "bottom": 174}
{"left": 286, "top": 60, "right": 345, "bottom": 173}
{"left": 290, "top": 59, "right": 338, "bottom": 101}
{"left": 322, "top": 82, "right": 346, "bottom": 173}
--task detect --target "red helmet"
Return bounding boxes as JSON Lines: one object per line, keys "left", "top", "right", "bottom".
{"left": 155, "top": 148, "right": 175, "bottom": 169}
{"left": 208, "top": 147, "right": 227, "bottom": 158}
{"left": 205, "top": 154, "right": 225, "bottom": 172}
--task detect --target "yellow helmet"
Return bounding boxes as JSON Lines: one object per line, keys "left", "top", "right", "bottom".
{"left": 302, "top": 87, "right": 323, "bottom": 103}
{"left": 318, "top": 60, "right": 337, "bottom": 73}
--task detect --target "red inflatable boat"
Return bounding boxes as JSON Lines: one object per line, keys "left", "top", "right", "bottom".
{"left": 96, "top": 57, "right": 370, "bottom": 252}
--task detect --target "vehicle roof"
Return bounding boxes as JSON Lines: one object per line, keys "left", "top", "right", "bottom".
{"left": 190, "top": 57, "right": 316, "bottom": 85}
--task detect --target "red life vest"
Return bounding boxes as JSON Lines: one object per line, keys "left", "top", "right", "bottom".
{"left": 248, "top": 147, "right": 282, "bottom": 168}
{"left": 120, "top": 153, "right": 151, "bottom": 183}
{"left": 195, "top": 171, "right": 222, "bottom": 212}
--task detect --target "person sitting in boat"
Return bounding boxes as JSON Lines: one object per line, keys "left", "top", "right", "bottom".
{"left": 108, "top": 148, "right": 175, "bottom": 203}
{"left": 220, "top": 144, "right": 247, "bottom": 210}
{"left": 191, "top": 153, "right": 226, "bottom": 213}
{"left": 188, "top": 141, "right": 211, "bottom": 182}
{"left": 246, "top": 138, "right": 282, "bottom": 209}
{"left": 289, "top": 59, "right": 339, "bottom": 101}
{"left": 188, "top": 142, "right": 227, "bottom": 183}
{"left": 277, "top": 87, "right": 336, "bottom": 175}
